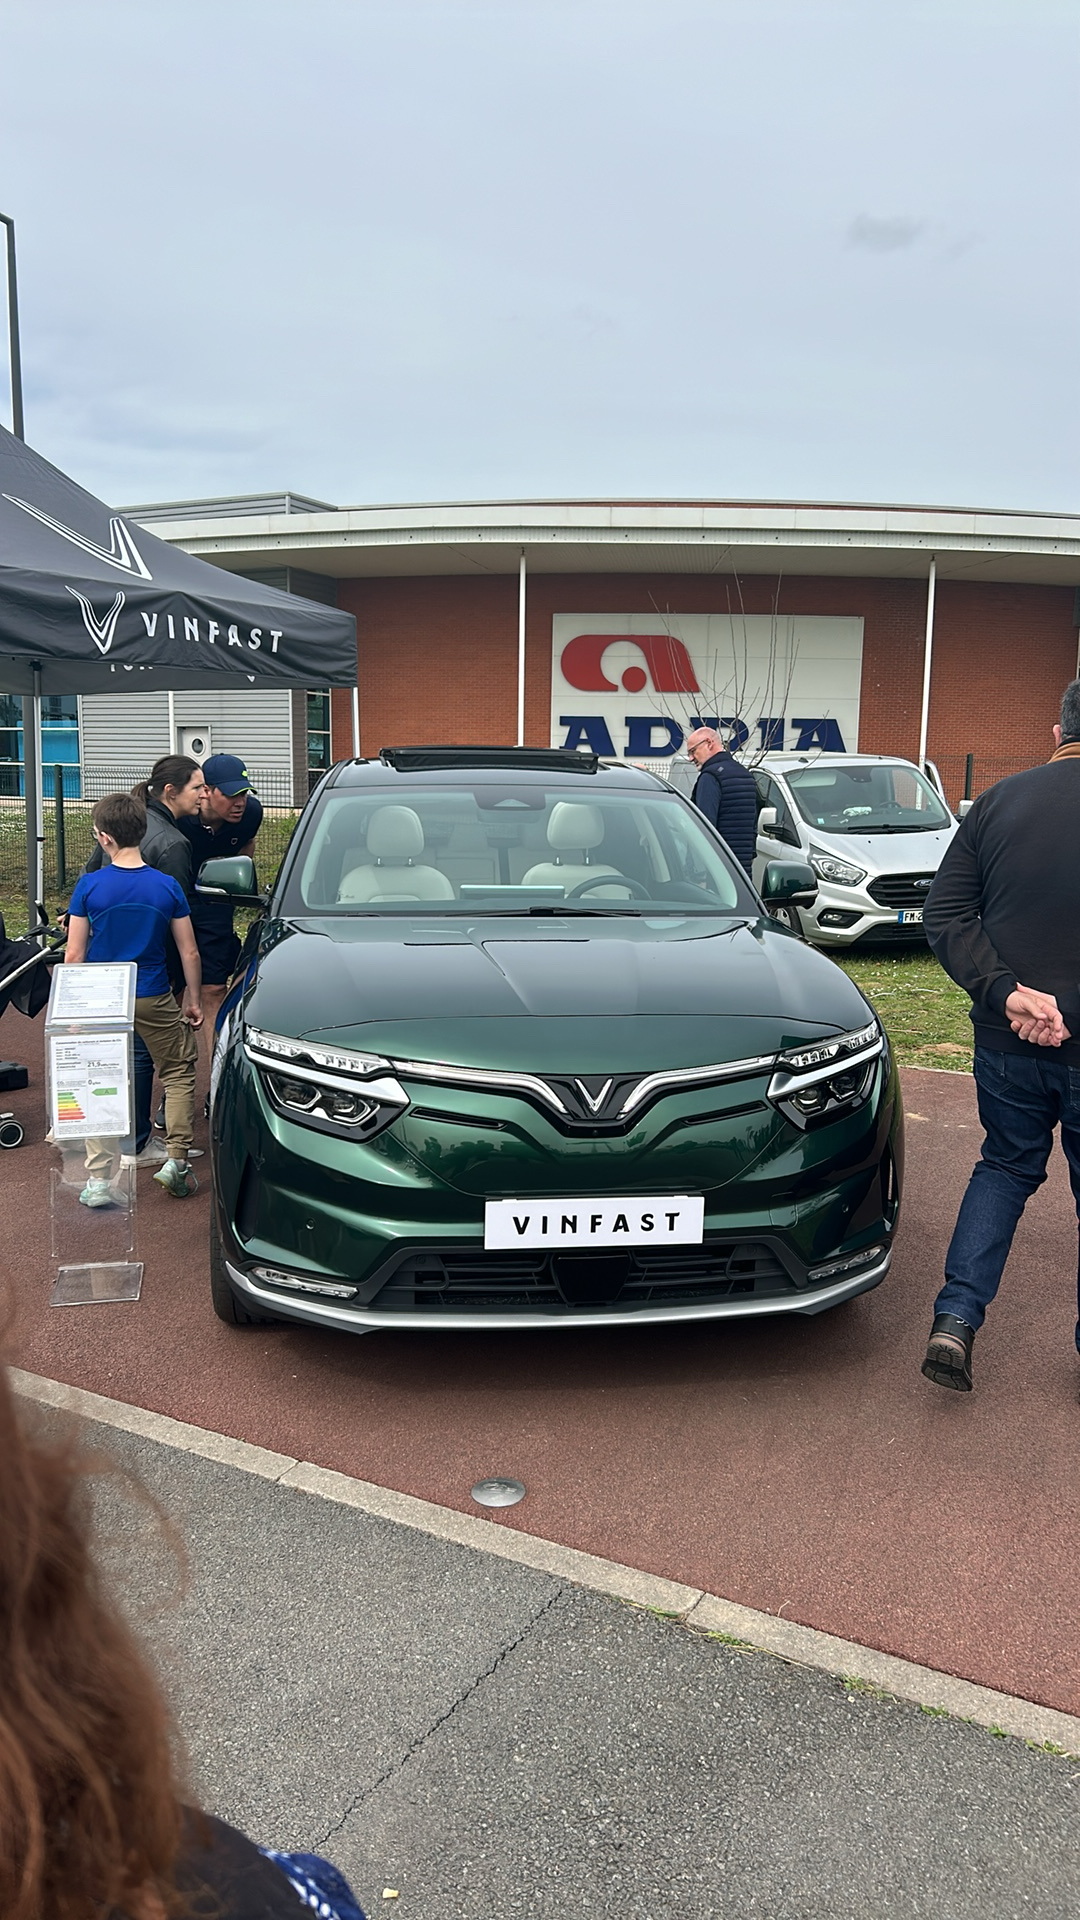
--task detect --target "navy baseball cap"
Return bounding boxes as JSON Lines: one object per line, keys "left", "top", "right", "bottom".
{"left": 201, "top": 753, "right": 255, "bottom": 796}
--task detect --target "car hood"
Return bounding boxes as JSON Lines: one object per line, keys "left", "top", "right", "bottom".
{"left": 244, "top": 913, "right": 873, "bottom": 1068}
{"left": 808, "top": 823, "right": 956, "bottom": 870}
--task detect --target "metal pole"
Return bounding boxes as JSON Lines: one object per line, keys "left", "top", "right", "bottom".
{"left": 516, "top": 550, "right": 526, "bottom": 746}
{"left": 964, "top": 752, "right": 974, "bottom": 802}
{"left": 351, "top": 685, "right": 360, "bottom": 757}
{"left": 0, "top": 213, "right": 24, "bottom": 440}
{"left": 917, "top": 556, "right": 937, "bottom": 772}
{"left": 54, "top": 760, "right": 66, "bottom": 892}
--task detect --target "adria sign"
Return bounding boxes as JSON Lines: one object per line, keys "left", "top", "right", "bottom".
{"left": 550, "top": 614, "right": 863, "bottom": 760}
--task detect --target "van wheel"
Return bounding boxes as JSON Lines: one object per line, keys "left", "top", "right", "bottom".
{"left": 210, "top": 1212, "right": 279, "bottom": 1327}
{"left": 769, "top": 904, "right": 802, "bottom": 936}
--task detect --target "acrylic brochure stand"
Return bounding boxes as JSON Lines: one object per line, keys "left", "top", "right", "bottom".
{"left": 45, "top": 962, "right": 143, "bottom": 1306}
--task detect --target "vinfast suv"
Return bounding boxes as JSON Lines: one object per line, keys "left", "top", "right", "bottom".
{"left": 201, "top": 747, "right": 903, "bottom": 1336}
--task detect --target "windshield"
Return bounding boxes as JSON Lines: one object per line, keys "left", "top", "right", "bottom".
{"left": 283, "top": 785, "right": 752, "bottom": 915}
{"left": 785, "top": 763, "right": 952, "bottom": 834}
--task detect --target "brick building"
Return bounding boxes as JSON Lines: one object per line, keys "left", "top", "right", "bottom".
{"left": 123, "top": 496, "right": 1080, "bottom": 806}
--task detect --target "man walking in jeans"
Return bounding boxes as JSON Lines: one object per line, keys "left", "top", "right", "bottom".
{"left": 921, "top": 679, "right": 1080, "bottom": 1391}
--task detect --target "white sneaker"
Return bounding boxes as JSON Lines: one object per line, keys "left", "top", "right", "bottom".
{"left": 79, "top": 1177, "right": 123, "bottom": 1209}
{"left": 120, "top": 1138, "right": 170, "bottom": 1167}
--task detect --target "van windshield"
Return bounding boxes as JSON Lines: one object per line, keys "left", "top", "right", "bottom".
{"left": 785, "top": 763, "right": 952, "bottom": 834}
{"left": 284, "top": 785, "right": 755, "bottom": 914}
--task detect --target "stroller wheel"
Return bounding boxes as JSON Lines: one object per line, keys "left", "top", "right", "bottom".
{"left": 0, "top": 1115, "right": 24, "bottom": 1148}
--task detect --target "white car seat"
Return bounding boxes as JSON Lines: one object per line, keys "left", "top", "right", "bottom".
{"left": 338, "top": 806, "right": 455, "bottom": 903}
{"left": 521, "top": 801, "right": 627, "bottom": 897}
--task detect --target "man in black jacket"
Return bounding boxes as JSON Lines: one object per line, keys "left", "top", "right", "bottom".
{"left": 921, "top": 679, "right": 1080, "bottom": 1392}
{"left": 686, "top": 726, "right": 759, "bottom": 875}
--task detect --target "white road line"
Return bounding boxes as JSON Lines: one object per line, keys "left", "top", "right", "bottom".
{"left": 11, "top": 1366, "right": 1080, "bottom": 1757}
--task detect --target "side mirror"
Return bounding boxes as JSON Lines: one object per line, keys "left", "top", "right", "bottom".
{"left": 760, "top": 860, "right": 817, "bottom": 910}
{"left": 957, "top": 798, "right": 974, "bottom": 819}
{"left": 757, "top": 806, "right": 778, "bottom": 832}
{"left": 196, "top": 855, "right": 262, "bottom": 906}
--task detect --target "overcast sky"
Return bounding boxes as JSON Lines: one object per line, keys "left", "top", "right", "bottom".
{"left": 1, "top": 0, "right": 1076, "bottom": 513}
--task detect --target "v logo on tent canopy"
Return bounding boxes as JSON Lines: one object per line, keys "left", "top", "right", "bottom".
{"left": 3, "top": 495, "right": 153, "bottom": 580}
{"left": 66, "top": 586, "right": 126, "bottom": 655}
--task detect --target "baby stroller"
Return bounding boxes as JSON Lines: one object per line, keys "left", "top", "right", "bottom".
{"left": 0, "top": 914, "right": 67, "bottom": 1147}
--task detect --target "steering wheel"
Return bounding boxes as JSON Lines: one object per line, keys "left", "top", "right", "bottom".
{"left": 564, "top": 874, "right": 652, "bottom": 900}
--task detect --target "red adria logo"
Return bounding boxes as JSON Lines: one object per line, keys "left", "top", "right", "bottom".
{"left": 559, "top": 633, "right": 701, "bottom": 695}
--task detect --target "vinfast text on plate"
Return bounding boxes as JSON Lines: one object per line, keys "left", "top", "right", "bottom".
{"left": 484, "top": 1196, "right": 705, "bottom": 1251}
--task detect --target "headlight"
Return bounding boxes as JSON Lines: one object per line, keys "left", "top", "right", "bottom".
{"left": 809, "top": 846, "right": 868, "bottom": 888}
{"left": 244, "top": 1026, "right": 409, "bottom": 1140}
{"left": 767, "top": 1019, "right": 884, "bottom": 1130}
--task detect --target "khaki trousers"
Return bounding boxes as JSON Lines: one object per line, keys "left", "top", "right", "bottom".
{"left": 85, "top": 993, "right": 198, "bottom": 1176}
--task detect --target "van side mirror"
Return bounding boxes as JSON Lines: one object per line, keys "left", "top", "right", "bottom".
{"left": 196, "top": 855, "right": 262, "bottom": 906}
{"left": 761, "top": 860, "right": 817, "bottom": 909}
{"left": 757, "top": 806, "right": 778, "bottom": 832}
{"left": 957, "top": 798, "right": 974, "bottom": 819}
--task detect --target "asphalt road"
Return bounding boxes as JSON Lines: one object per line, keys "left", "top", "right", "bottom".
{"left": 5, "top": 1004, "right": 1080, "bottom": 1715}
{"left": 36, "top": 1408, "right": 1079, "bottom": 1920}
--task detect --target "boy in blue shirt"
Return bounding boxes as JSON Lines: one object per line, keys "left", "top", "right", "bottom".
{"left": 66, "top": 792, "right": 204, "bottom": 1202}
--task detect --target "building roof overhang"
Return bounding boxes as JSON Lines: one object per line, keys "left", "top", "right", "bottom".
{"left": 126, "top": 497, "right": 1080, "bottom": 588}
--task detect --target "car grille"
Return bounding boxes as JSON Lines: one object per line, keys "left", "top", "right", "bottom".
{"left": 367, "top": 1240, "right": 799, "bottom": 1313}
{"left": 866, "top": 873, "right": 936, "bottom": 910}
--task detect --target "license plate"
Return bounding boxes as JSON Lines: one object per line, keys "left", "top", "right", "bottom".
{"left": 897, "top": 908, "right": 923, "bottom": 924}
{"left": 484, "top": 1195, "right": 705, "bottom": 1251}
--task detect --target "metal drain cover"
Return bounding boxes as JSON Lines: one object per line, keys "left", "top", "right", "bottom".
{"left": 471, "top": 1477, "right": 526, "bottom": 1508}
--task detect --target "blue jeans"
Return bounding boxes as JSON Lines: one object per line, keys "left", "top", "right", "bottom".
{"left": 935, "top": 1046, "right": 1080, "bottom": 1348}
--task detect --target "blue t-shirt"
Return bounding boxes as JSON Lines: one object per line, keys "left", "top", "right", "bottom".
{"left": 68, "top": 863, "right": 190, "bottom": 997}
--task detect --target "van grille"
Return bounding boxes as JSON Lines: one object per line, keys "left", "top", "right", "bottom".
{"left": 867, "top": 873, "right": 935, "bottom": 910}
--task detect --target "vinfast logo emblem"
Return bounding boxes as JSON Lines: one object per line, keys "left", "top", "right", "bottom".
{"left": 2, "top": 495, "right": 154, "bottom": 579}
{"left": 66, "top": 586, "right": 126, "bottom": 656}
{"left": 560, "top": 633, "right": 700, "bottom": 696}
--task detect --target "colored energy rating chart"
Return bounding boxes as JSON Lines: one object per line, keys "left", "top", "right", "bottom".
{"left": 48, "top": 1033, "right": 131, "bottom": 1141}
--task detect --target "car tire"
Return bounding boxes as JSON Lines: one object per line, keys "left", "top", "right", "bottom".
{"left": 768, "top": 904, "right": 802, "bottom": 936}
{"left": 210, "top": 1211, "right": 280, "bottom": 1327}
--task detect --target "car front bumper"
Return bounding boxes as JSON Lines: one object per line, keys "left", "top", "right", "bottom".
{"left": 220, "top": 1243, "right": 892, "bottom": 1332}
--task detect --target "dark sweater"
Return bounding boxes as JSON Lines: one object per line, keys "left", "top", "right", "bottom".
{"left": 923, "top": 758, "right": 1080, "bottom": 1061}
{"left": 690, "top": 750, "right": 759, "bottom": 874}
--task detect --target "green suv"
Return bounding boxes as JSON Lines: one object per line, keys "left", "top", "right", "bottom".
{"left": 203, "top": 747, "right": 902, "bottom": 1334}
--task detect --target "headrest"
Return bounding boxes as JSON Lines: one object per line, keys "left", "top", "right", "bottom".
{"left": 547, "top": 802, "right": 604, "bottom": 851}
{"left": 367, "top": 806, "right": 425, "bottom": 860}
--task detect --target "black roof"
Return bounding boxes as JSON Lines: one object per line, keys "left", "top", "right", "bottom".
{"left": 331, "top": 749, "right": 664, "bottom": 789}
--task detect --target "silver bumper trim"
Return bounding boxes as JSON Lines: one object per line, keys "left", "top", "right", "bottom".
{"left": 224, "top": 1250, "right": 891, "bottom": 1334}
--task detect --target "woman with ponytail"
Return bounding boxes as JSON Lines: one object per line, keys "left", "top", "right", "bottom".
{"left": 0, "top": 1361, "right": 367, "bottom": 1919}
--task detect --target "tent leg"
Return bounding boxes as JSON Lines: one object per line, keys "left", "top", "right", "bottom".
{"left": 24, "top": 666, "right": 45, "bottom": 940}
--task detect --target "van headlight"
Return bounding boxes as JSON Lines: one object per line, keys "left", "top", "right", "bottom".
{"left": 244, "top": 1026, "right": 409, "bottom": 1140}
{"left": 809, "top": 846, "right": 868, "bottom": 888}
{"left": 767, "top": 1020, "right": 884, "bottom": 1129}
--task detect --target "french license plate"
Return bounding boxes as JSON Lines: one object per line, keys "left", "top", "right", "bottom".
{"left": 484, "top": 1195, "right": 705, "bottom": 1251}
{"left": 897, "top": 908, "right": 924, "bottom": 924}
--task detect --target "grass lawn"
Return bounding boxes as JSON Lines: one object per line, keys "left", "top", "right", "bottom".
{"left": 833, "top": 946, "right": 973, "bottom": 1072}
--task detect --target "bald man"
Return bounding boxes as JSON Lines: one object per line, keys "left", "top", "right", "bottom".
{"left": 685, "top": 727, "right": 759, "bottom": 875}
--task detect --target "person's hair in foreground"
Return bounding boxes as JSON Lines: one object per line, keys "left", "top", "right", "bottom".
{"left": 0, "top": 1363, "right": 184, "bottom": 1920}
{"left": 92, "top": 791, "right": 148, "bottom": 850}
{"left": 1059, "top": 678, "right": 1080, "bottom": 745}
{"left": 0, "top": 1361, "right": 368, "bottom": 1920}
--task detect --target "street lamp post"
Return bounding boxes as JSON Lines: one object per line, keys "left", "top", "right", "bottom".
{"left": 0, "top": 214, "right": 40, "bottom": 935}
{"left": 0, "top": 213, "right": 24, "bottom": 439}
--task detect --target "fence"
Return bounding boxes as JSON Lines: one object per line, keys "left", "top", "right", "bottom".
{"left": 0, "top": 764, "right": 301, "bottom": 932}
{"left": 931, "top": 753, "right": 1043, "bottom": 809}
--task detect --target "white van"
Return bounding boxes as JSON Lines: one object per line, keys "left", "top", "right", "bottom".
{"left": 655, "top": 750, "right": 958, "bottom": 947}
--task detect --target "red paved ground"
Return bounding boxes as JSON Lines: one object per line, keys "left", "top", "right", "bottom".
{"left": 4, "top": 1004, "right": 1079, "bottom": 1713}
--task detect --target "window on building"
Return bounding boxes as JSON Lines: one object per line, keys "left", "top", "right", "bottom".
{"left": 307, "top": 691, "right": 331, "bottom": 794}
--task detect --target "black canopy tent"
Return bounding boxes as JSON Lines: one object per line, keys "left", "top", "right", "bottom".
{"left": 0, "top": 424, "right": 357, "bottom": 932}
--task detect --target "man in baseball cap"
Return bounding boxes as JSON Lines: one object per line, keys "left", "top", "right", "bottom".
{"left": 173, "top": 752, "right": 263, "bottom": 1071}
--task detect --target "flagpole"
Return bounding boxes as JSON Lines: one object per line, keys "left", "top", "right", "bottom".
{"left": 0, "top": 213, "right": 39, "bottom": 936}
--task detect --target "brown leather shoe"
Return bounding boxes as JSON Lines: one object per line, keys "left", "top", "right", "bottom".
{"left": 921, "top": 1313, "right": 975, "bottom": 1392}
